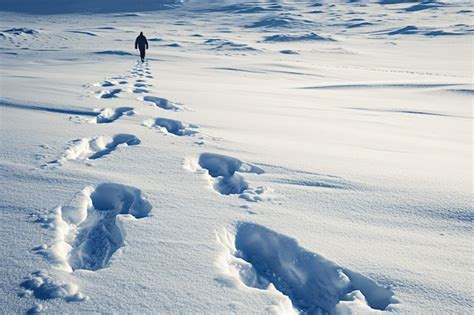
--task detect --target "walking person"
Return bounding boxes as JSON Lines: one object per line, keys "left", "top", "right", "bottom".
{"left": 135, "top": 32, "right": 149, "bottom": 62}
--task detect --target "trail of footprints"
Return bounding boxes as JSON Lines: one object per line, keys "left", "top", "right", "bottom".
{"left": 26, "top": 60, "right": 397, "bottom": 314}
{"left": 47, "top": 61, "right": 192, "bottom": 166}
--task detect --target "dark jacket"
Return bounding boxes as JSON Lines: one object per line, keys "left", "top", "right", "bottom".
{"left": 135, "top": 34, "right": 148, "bottom": 50}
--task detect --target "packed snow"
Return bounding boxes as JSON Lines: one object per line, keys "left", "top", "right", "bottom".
{"left": 0, "top": 0, "right": 472, "bottom": 314}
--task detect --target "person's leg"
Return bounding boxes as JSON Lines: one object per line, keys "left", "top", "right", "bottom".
{"left": 140, "top": 48, "right": 145, "bottom": 62}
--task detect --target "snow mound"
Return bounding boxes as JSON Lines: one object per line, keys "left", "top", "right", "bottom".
{"left": 263, "top": 32, "right": 335, "bottom": 42}
{"left": 405, "top": 1, "right": 447, "bottom": 12}
{"left": 217, "top": 223, "right": 396, "bottom": 314}
{"left": 163, "top": 43, "right": 181, "bottom": 48}
{"left": 203, "top": 38, "right": 258, "bottom": 52}
{"left": 199, "top": 3, "right": 281, "bottom": 14}
{"left": 378, "top": 0, "right": 419, "bottom": 4}
{"left": 347, "top": 22, "right": 375, "bottom": 28}
{"left": 2, "top": 27, "right": 39, "bottom": 35}
{"left": 143, "top": 117, "right": 198, "bottom": 136}
{"left": 424, "top": 30, "right": 465, "bottom": 36}
{"left": 245, "top": 15, "right": 315, "bottom": 29}
{"left": 387, "top": 25, "right": 419, "bottom": 35}
{"left": 374, "top": 24, "right": 471, "bottom": 37}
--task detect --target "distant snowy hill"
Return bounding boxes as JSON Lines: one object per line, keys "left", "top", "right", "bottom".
{"left": 1, "top": 0, "right": 471, "bottom": 14}
{"left": 0, "top": 0, "right": 182, "bottom": 14}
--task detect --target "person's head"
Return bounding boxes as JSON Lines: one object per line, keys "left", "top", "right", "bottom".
{"left": 140, "top": 32, "right": 143, "bottom": 36}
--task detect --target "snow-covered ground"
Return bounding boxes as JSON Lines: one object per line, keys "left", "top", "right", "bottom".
{"left": 0, "top": 0, "right": 472, "bottom": 314}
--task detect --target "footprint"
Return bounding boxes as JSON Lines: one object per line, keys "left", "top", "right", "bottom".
{"left": 216, "top": 223, "right": 397, "bottom": 314}
{"left": 133, "top": 88, "right": 149, "bottom": 94}
{"left": 134, "top": 83, "right": 148, "bottom": 88}
{"left": 50, "top": 134, "right": 140, "bottom": 165}
{"left": 65, "top": 183, "right": 152, "bottom": 271}
{"left": 143, "top": 117, "right": 198, "bottom": 136}
{"left": 101, "top": 80, "right": 115, "bottom": 87}
{"left": 98, "top": 88, "right": 121, "bottom": 99}
{"left": 93, "top": 107, "right": 134, "bottom": 123}
{"left": 142, "top": 96, "right": 182, "bottom": 111}
{"left": 187, "top": 153, "right": 267, "bottom": 199}
{"left": 198, "top": 153, "right": 263, "bottom": 195}
{"left": 19, "top": 271, "right": 86, "bottom": 302}
{"left": 199, "top": 153, "right": 263, "bottom": 177}
{"left": 22, "top": 183, "right": 151, "bottom": 311}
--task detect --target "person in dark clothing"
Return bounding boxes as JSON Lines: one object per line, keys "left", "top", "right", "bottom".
{"left": 135, "top": 32, "right": 148, "bottom": 62}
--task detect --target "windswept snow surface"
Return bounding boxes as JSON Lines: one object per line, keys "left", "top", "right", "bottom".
{"left": 0, "top": 0, "right": 472, "bottom": 314}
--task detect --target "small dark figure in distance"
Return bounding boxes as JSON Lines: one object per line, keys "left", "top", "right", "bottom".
{"left": 135, "top": 32, "right": 149, "bottom": 62}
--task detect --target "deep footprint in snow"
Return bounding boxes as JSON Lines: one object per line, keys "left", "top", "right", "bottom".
{"left": 92, "top": 107, "right": 134, "bottom": 123}
{"left": 142, "top": 96, "right": 182, "bottom": 111}
{"left": 216, "top": 223, "right": 397, "bottom": 314}
{"left": 193, "top": 153, "right": 268, "bottom": 200}
{"left": 65, "top": 183, "right": 153, "bottom": 271}
{"left": 21, "top": 184, "right": 151, "bottom": 309}
{"left": 98, "top": 88, "right": 122, "bottom": 99}
{"left": 50, "top": 134, "right": 140, "bottom": 165}
{"left": 133, "top": 88, "right": 149, "bottom": 94}
{"left": 19, "top": 270, "right": 86, "bottom": 302}
{"left": 134, "top": 82, "right": 151, "bottom": 88}
{"left": 143, "top": 117, "right": 198, "bottom": 136}
{"left": 101, "top": 81, "right": 115, "bottom": 87}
